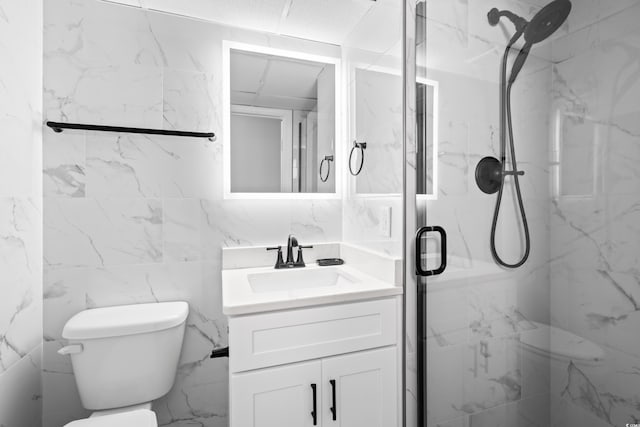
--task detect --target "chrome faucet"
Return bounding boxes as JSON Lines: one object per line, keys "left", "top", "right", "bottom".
{"left": 267, "top": 235, "right": 313, "bottom": 269}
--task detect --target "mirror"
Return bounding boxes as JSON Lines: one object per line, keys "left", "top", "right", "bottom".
{"left": 224, "top": 43, "right": 340, "bottom": 197}
{"left": 353, "top": 67, "right": 438, "bottom": 198}
{"left": 417, "top": 80, "right": 438, "bottom": 197}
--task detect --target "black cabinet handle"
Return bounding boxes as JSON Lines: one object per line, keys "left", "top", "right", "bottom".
{"left": 310, "top": 383, "right": 317, "bottom": 425}
{"left": 329, "top": 379, "right": 337, "bottom": 421}
{"left": 416, "top": 226, "right": 447, "bottom": 277}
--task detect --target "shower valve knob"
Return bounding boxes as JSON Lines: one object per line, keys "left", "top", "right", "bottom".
{"left": 475, "top": 156, "right": 503, "bottom": 194}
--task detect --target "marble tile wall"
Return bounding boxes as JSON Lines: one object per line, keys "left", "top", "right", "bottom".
{"left": 420, "top": 0, "right": 554, "bottom": 425}
{"left": 549, "top": 2, "right": 640, "bottom": 426}
{"left": 0, "top": 0, "right": 44, "bottom": 425}
{"left": 339, "top": 2, "right": 405, "bottom": 256}
{"left": 43, "top": 1, "right": 342, "bottom": 426}
{"left": 339, "top": 11, "right": 405, "bottom": 256}
{"left": 41, "top": 1, "right": 640, "bottom": 426}
{"left": 353, "top": 68, "right": 403, "bottom": 196}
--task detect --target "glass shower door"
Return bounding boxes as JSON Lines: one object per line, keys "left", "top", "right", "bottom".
{"left": 411, "top": 1, "right": 640, "bottom": 426}
{"left": 410, "top": 0, "right": 563, "bottom": 426}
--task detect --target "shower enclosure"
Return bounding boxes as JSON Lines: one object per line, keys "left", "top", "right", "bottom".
{"left": 408, "top": 0, "right": 640, "bottom": 426}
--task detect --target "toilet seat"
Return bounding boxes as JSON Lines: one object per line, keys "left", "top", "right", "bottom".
{"left": 520, "top": 322, "right": 604, "bottom": 365}
{"left": 64, "top": 409, "right": 157, "bottom": 427}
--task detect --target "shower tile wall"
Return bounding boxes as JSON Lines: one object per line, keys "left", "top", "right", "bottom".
{"left": 550, "top": 1, "right": 640, "bottom": 426}
{"left": 43, "top": 1, "right": 341, "bottom": 426}
{"left": 422, "top": 0, "right": 553, "bottom": 425}
{"left": 0, "top": 0, "right": 43, "bottom": 425}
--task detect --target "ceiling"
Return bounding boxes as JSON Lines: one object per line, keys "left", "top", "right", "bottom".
{"left": 101, "top": 0, "right": 401, "bottom": 52}
{"left": 230, "top": 50, "right": 329, "bottom": 111}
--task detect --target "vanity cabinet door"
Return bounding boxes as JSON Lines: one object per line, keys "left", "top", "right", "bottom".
{"left": 230, "top": 360, "right": 322, "bottom": 427}
{"left": 321, "top": 347, "right": 398, "bottom": 427}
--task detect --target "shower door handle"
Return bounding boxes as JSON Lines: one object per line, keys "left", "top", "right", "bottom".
{"left": 416, "top": 226, "right": 447, "bottom": 277}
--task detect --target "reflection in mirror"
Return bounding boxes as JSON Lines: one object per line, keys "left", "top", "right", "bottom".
{"left": 353, "top": 68, "right": 438, "bottom": 197}
{"left": 417, "top": 81, "right": 438, "bottom": 197}
{"left": 227, "top": 46, "right": 337, "bottom": 195}
{"left": 354, "top": 68, "right": 403, "bottom": 194}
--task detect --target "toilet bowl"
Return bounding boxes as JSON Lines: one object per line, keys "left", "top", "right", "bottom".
{"left": 58, "top": 301, "right": 189, "bottom": 427}
{"left": 520, "top": 321, "right": 605, "bottom": 395}
{"left": 63, "top": 409, "right": 157, "bottom": 427}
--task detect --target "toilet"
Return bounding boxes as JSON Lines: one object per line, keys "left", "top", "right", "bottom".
{"left": 58, "top": 301, "right": 189, "bottom": 427}
{"left": 520, "top": 321, "right": 605, "bottom": 395}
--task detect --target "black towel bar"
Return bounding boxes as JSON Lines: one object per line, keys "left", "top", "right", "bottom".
{"left": 46, "top": 121, "right": 216, "bottom": 141}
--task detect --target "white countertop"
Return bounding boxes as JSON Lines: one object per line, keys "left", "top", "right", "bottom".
{"left": 222, "top": 263, "right": 402, "bottom": 316}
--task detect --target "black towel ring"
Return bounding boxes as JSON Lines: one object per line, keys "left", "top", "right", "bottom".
{"left": 319, "top": 155, "right": 334, "bottom": 183}
{"left": 349, "top": 141, "right": 367, "bottom": 176}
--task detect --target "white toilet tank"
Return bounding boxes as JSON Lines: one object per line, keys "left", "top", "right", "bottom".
{"left": 60, "top": 302, "right": 189, "bottom": 411}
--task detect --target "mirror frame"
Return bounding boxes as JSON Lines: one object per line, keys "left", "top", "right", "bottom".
{"left": 347, "top": 64, "right": 438, "bottom": 200}
{"left": 222, "top": 41, "right": 343, "bottom": 200}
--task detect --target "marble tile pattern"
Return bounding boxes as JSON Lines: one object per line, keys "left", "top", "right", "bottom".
{"left": 340, "top": 39, "right": 405, "bottom": 257}
{"left": 420, "top": 2, "right": 640, "bottom": 424}
{"left": 43, "top": 1, "right": 343, "bottom": 426}
{"left": 0, "top": 0, "right": 44, "bottom": 425}
{"left": 425, "top": 273, "right": 545, "bottom": 426}
{"left": 550, "top": 2, "right": 640, "bottom": 426}
{"left": 348, "top": 1, "right": 640, "bottom": 425}
{"left": 40, "top": 2, "right": 640, "bottom": 427}
{"left": 417, "top": 0, "right": 554, "bottom": 426}
{"left": 353, "top": 68, "right": 403, "bottom": 195}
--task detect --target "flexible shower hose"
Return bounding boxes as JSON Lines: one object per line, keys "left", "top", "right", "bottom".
{"left": 490, "top": 34, "right": 531, "bottom": 268}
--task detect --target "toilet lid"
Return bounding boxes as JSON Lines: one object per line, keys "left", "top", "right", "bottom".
{"left": 520, "top": 322, "right": 604, "bottom": 362}
{"left": 64, "top": 410, "right": 157, "bottom": 427}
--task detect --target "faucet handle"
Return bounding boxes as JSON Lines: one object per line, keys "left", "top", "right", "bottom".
{"left": 267, "top": 246, "right": 285, "bottom": 269}
{"left": 295, "top": 245, "right": 314, "bottom": 267}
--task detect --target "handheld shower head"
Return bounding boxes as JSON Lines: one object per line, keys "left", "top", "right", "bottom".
{"left": 509, "top": 43, "right": 533, "bottom": 84}
{"left": 524, "top": 0, "right": 571, "bottom": 44}
{"left": 479, "top": 0, "right": 572, "bottom": 269}
{"left": 498, "top": 0, "right": 572, "bottom": 84}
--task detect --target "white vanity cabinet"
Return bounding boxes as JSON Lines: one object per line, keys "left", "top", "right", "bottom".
{"left": 321, "top": 347, "right": 397, "bottom": 426}
{"left": 231, "top": 360, "right": 322, "bottom": 426}
{"left": 228, "top": 297, "right": 401, "bottom": 427}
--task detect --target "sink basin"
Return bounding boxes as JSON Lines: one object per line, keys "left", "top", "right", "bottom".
{"left": 247, "top": 267, "right": 358, "bottom": 293}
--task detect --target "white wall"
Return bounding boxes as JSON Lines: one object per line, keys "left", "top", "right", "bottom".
{"left": 230, "top": 114, "right": 282, "bottom": 193}
{"left": 0, "top": 0, "right": 43, "bottom": 425}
